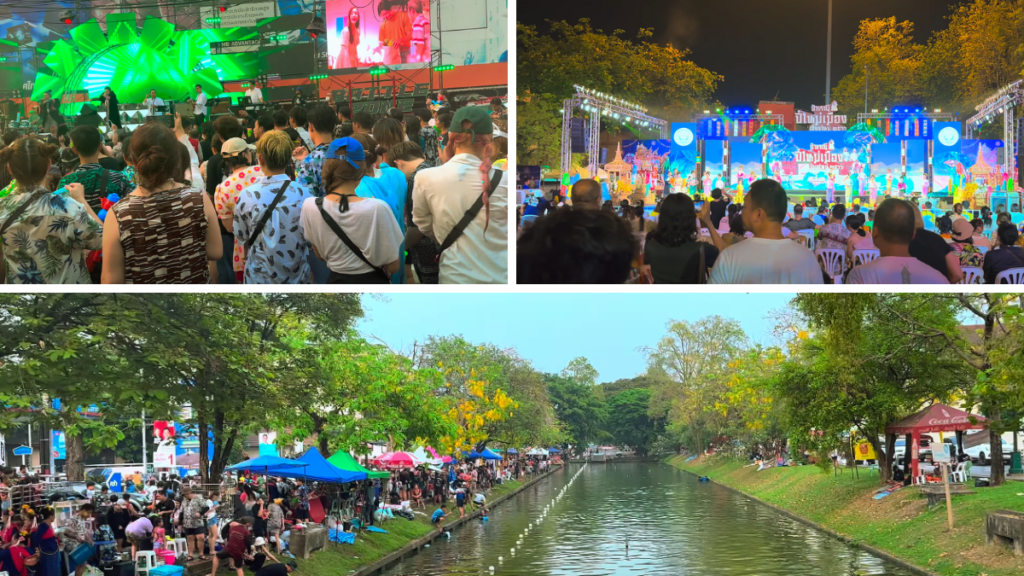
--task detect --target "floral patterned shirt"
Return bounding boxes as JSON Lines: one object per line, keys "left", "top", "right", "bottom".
{"left": 182, "top": 496, "right": 205, "bottom": 529}
{"left": 0, "top": 186, "right": 103, "bottom": 284}
{"left": 234, "top": 174, "right": 313, "bottom": 284}
{"left": 214, "top": 165, "right": 262, "bottom": 272}
{"left": 420, "top": 126, "right": 440, "bottom": 166}
{"left": 950, "top": 242, "right": 985, "bottom": 269}
{"left": 295, "top": 144, "right": 330, "bottom": 198}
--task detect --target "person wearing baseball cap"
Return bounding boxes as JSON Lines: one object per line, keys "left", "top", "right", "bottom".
{"left": 411, "top": 106, "right": 508, "bottom": 283}
{"left": 214, "top": 137, "right": 261, "bottom": 281}
{"left": 949, "top": 216, "right": 985, "bottom": 269}
{"left": 299, "top": 137, "right": 404, "bottom": 284}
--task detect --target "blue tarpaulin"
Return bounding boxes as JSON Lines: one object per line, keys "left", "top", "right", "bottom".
{"left": 264, "top": 447, "right": 367, "bottom": 483}
{"left": 462, "top": 448, "right": 503, "bottom": 461}
{"left": 227, "top": 455, "right": 308, "bottom": 473}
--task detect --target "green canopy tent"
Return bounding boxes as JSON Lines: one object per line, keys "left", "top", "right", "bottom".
{"left": 328, "top": 450, "right": 390, "bottom": 479}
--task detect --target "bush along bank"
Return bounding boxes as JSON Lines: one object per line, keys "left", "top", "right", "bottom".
{"left": 292, "top": 466, "right": 564, "bottom": 576}
{"left": 666, "top": 455, "right": 1024, "bottom": 576}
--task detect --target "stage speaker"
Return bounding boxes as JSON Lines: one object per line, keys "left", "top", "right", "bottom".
{"left": 570, "top": 118, "right": 586, "bottom": 154}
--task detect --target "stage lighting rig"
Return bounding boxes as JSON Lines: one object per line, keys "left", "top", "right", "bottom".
{"left": 306, "top": 13, "right": 326, "bottom": 39}
{"left": 60, "top": 10, "right": 75, "bottom": 25}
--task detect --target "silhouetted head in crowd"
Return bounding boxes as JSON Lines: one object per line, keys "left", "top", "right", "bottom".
{"left": 308, "top": 105, "right": 338, "bottom": 138}
{"left": 69, "top": 125, "right": 101, "bottom": 160}
{"left": 570, "top": 179, "right": 601, "bottom": 210}
{"left": 272, "top": 110, "right": 289, "bottom": 130}
{"left": 996, "top": 222, "right": 1019, "bottom": 247}
{"left": 372, "top": 118, "right": 405, "bottom": 161}
{"left": 872, "top": 198, "right": 917, "bottom": 250}
{"left": 289, "top": 107, "right": 308, "bottom": 130}
{"left": 0, "top": 136, "right": 58, "bottom": 187}
{"left": 213, "top": 115, "right": 243, "bottom": 141}
{"left": 648, "top": 193, "right": 697, "bottom": 247}
{"left": 742, "top": 179, "right": 788, "bottom": 237}
{"left": 517, "top": 209, "right": 638, "bottom": 284}
{"left": 352, "top": 112, "right": 373, "bottom": 134}
{"left": 130, "top": 123, "right": 182, "bottom": 189}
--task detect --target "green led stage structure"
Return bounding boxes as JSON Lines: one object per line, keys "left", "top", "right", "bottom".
{"left": 32, "top": 13, "right": 286, "bottom": 116}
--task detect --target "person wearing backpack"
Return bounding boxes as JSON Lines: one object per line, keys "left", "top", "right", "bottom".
{"left": 299, "top": 137, "right": 403, "bottom": 284}
{"left": 233, "top": 131, "right": 312, "bottom": 283}
{"left": 411, "top": 106, "right": 507, "bottom": 283}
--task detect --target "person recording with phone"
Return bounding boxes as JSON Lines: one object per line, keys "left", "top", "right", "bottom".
{"left": 38, "top": 90, "right": 64, "bottom": 135}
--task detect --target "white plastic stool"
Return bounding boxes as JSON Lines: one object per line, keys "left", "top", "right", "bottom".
{"left": 135, "top": 551, "right": 158, "bottom": 576}
{"left": 170, "top": 538, "right": 188, "bottom": 557}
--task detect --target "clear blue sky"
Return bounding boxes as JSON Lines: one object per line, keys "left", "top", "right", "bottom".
{"left": 357, "top": 293, "right": 796, "bottom": 382}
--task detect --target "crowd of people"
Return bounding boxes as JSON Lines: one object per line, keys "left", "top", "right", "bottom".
{"left": 0, "top": 450, "right": 553, "bottom": 576}
{"left": 0, "top": 94, "right": 508, "bottom": 284}
{"left": 517, "top": 178, "right": 1024, "bottom": 284}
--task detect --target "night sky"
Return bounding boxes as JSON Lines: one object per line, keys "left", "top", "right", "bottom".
{"left": 519, "top": 0, "right": 964, "bottom": 109}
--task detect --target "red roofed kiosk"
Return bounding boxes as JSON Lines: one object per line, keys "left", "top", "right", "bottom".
{"left": 886, "top": 403, "right": 987, "bottom": 480}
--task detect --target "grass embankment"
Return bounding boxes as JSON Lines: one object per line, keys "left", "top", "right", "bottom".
{"left": 292, "top": 478, "right": 527, "bottom": 576}
{"left": 667, "top": 455, "right": 1024, "bottom": 576}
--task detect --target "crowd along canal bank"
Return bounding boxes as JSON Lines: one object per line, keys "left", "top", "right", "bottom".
{"left": 302, "top": 465, "right": 566, "bottom": 576}
{"left": 379, "top": 461, "right": 917, "bottom": 576}
{"left": 668, "top": 455, "right": 1024, "bottom": 576}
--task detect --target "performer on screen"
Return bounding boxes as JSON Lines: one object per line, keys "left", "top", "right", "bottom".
{"left": 38, "top": 90, "right": 64, "bottom": 135}
{"left": 409, "top": 0, "right": 430, "bottom": 63}
{"left": 95, "top": 86, "right": 122, "bottom": 129}
{"left": 378, "top": 0, "right": 412, "bottom": 64}
{"left": 825, "top": 171, "right": 835, "bottom": 203}
{"left": 336, "top": 7, "right": 361, "bottom": 68}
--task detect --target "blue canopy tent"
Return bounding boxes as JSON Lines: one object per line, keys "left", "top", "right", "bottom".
{"left": 227, "top": 455, "right": 308, "bottom": 474}
{"left": 506, "top": 448, "right": 518, "bottom": 454}
{"left": 548, "top": 447, "right": 562, "bottom": 453}
{"left": 268, "top": 447, "right": 366, "bottom": 484}
{"left": 462, "top": 448, "right": 503, "bottom": 461}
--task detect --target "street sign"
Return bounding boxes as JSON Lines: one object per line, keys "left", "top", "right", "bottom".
{"left": 52, "top": 430, "right": 66, "bottom": 460}
{"left": 107, "top": 473, "right": 122, "bottom": 491}
{"left": 13, "top": 445, "right": 32, "bottom": 456}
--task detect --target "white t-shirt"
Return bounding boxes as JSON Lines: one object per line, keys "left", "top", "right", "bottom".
{"left": 847, "top": 256, "right": 950, "bottom": 284}
{"left": 194, "top": 93, "right": 208, "bottom": 116}
{"left": 299, "top": 196, "right": 403, "bottom": 275}
{"left": 245, "top": 87, "right": 263, "bottom": 104}
{"left": 709, "top": 237, "right": 824, "bottom": 284}
{"left": 178, "top": 134, "right": 204, "bottom": 191}
{"left": 144, "top": 96, "right": 165, "bottom": 114}
{"left": 412, "top": 154, "right": 509, "bottom": 284}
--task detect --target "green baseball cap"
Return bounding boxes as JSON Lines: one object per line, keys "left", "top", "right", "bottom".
{"left": 449, "top": 106, "right": 493, "bottom": 135}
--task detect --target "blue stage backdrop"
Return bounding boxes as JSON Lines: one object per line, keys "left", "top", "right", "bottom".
{"left": 729, "top": 139, "right": 762, "bottom": 188}
{"left": 669, "top": 123, "right": 698, "bottom": 180}
{"left": 704, "top": 140, "right": 725, "bottom": 188}
{"left": 932, "top": 122, "right": 963, "bottom": 194}
{"left": 622, "top": 139, "right": 671, "bottom": 189}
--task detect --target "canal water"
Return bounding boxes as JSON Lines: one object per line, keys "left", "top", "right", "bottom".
{"left": 381, "top": 462, "right": 914, "bottom": 576}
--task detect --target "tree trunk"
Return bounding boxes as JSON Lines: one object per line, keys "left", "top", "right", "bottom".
{"left": 65, "top": 432, "right": 86, "bottom": 481}
{"left": 199, "top": 415, "right": 209, "bottom": 485}
{"left": 990, "top": 427, "right": 1005, "bottom": 486}
{"left": 870, "top": 434, "right": 893, "bottom": 483}
{"left": 312, "top": 413, "right": 328, "bottom": 455}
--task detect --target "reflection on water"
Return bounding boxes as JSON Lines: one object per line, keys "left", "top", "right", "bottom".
{"left": 381, "top": 462, "right": 914, "bottom": 576}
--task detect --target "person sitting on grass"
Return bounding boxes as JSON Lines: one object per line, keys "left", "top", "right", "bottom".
{"left": 411, "top": 484, "right": 424, "bottom": 509}
{"left": 254, "top": 560, "right": 297, "bottom": 576}
{"left": 430, "top": 504, "right": 447, "bottom": 533}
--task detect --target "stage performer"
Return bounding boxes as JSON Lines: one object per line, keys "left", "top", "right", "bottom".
{"left": 858, "top": 172, "right": 867, "bottom": 198}
{"left": 897, "top": 178, "right": 906, "bottom": 197}
{"left": 95, "top": 86, "right": 122, "bottom": 129}
{"left": 920, "top": 177, "right": 929, "bottom": 197}
{"left": 885, "top": 169, "right": 894, "bottom": 195}
{"left": 825, "top": 171, "right": 835, "bottom": 203}
{"left": 143, "top": 89, "right": 165, "bottom": 116}
{"left": 687, "top": 171, "right": 697, "bottom": 195}
{"left": 378, "top": 2, "right": 412, "bottom": 65}
{"left": 192, "top": 84, "right": 208, "bottom": 128}
{"left": 38, "top": 90, "right": 63, "bottom": 135}
{"left": 734, "top": 173, "right": 745, "bottom": 204}
{"left": 244, "top": 83, "right": 263, "bottom": 104}
{"left": 409, "top": 0, "right": 430, "bottom": 63}
{"left": 869, "top": 175, "right": 879, "bottom": 206}
{"left": 702, "top": 170, "right": 712, "bottom": 193}
{"left": 337, "top": 6, "right": 361, "bottom": 68}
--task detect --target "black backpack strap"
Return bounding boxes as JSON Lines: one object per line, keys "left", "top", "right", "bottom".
{"left": 95, "top": 168, "right": 109, "bottom": 198}
{"left": 1, "top": 190, "right": 49, "bottom": 237}
{"left": 438, "top": 168, "right": 503, "bottom": 253}
{"left": 243, "top": 181, "right": 291, "bottom": 252}
{"left": 314, "top": 197, "right": 389, "bottom": 279}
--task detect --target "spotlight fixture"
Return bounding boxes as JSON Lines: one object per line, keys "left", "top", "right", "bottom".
{"left": 306, "top": 13, "right": 326, "bottom": 39}
{"left": 60, "top": 9, "right": 75, "bottom": 25}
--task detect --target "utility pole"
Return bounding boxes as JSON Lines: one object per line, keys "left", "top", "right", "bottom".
{"left": 142, "top": 410, "right": 148, "bottom": 471}
{"left": 826, "top": 0, "right": 833, "bottom": 103}
{"left": 864, "top": 65, "right": 869, "bottom": 114}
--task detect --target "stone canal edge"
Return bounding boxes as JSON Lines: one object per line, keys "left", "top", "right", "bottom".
{"left": 352, "top": 465, "right": 566, "bottom": 576}
{"left": 673, "top": 466, "right": 940, "bottom": 576}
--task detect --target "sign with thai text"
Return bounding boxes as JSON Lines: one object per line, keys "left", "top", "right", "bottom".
{"left": 795, "top": 101, "right": 847, "bottom": 131}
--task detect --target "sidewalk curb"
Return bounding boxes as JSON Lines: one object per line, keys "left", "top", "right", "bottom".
{"left": 349, "top": 465, "right": 565, "bottom": 576}
{"left": 674, "top": 464, "right": 940, "bottom": 576}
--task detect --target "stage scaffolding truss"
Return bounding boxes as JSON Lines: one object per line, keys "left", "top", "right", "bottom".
{"left": 965, "top": 79, "right": 1022, "bottom": 162}
{"left": 561, "top": 84, "right": 668, "bottom": 177}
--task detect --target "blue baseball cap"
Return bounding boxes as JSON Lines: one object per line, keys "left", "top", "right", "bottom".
{"left": 325, "top": 137, "right": 364, "bottom": 170}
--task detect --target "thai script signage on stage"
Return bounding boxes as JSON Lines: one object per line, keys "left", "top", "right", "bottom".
{"left": 795, "top": 101, "right": 847, "bottom": 131}
{"left": 331, "top": 82, "right": 431, "bottom": 114}
{"left": 201, "top": 2, "right": 277, "bottom": 29}
{"left": 793, "top": 142, "right": 846, "bottom": 167}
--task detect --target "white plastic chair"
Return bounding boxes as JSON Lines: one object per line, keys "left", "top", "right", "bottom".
{"left": 816, "top": 248, "right": 846, "bottom": 284}
{"left": 852, "top": 249, "right": 880, "bottom": 266}
{"left": 950, "top": 462, "right": 967, "bottom": 483}
{"left": 797, "top": 230, "right": 815, "bottom": 249}
{"left": 960, "top": 266, "right": 984, "bottom": 285}
{"left": 995, "top": 267, "right": 1024, "bottom": 284}
{"left": 169, "top": 538, "right": 188, "bottom": 557}
{"left": 136, "top": 551, "right": 158, "bottom": 576}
